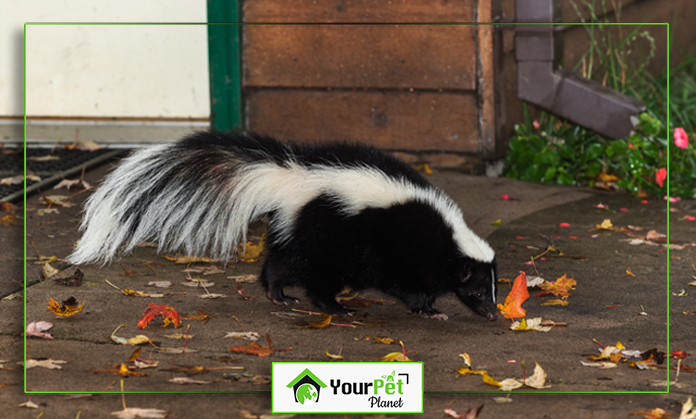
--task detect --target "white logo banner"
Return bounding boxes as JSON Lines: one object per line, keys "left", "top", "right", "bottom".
{"left": 272, "top": 362, "right": 423, "bottom": 414}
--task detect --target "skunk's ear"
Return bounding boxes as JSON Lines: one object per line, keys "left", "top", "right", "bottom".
{"left": 461, "top": 269, "right": 472, "bottom": 282}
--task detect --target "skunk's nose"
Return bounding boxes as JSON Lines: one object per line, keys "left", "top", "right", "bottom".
{"left": 487, "top": 313, "right": 497, "bottom": 321}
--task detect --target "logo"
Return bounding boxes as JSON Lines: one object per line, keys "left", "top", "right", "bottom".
{"left": 273, "top": 363, "right": 423, "bottom": 413}
{"left": 286, "top": 368, "right": 327, "bottom": 404}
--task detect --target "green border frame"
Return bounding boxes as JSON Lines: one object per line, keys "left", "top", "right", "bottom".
{"left": 271, "top": 361, "right": 424, "bottom": 414}
{"left": 22, "top": 21, "right": 671, "bottom": 397}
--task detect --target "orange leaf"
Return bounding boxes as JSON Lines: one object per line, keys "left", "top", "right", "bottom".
{"left": 497, "top": 272, "right": 529, "bottom": 319}
{"left": 47, "top": 297, "right": 85, "bottom": 317}
{"left": 229, "top": 333, "right": 274, "bottom": 357}
{"left": 536, "top": 274, "right": 576, "bottom": 298}
{"left": 137, "top": 303, "right": 180, "bottom": 329}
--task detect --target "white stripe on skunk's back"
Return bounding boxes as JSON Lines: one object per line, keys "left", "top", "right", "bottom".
{"left": 70, "top": 146, "right": 495, "bottom": 265}
{"left": 217, "top": 161, "right": 494, "bottom": 263}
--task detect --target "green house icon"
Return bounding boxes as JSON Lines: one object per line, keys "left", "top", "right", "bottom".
{"left": 286, "top": 368, "right": 328, "bottom": 404}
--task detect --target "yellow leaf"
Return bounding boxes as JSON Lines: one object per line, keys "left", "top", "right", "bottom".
{"left": 455, "top": 367, "right": 487, "bottom": 376}
{"left": 626, "top": 270, "right": 635, "bottom": 276}
{"left": 326, "top": 349, "right": 344, "bottom": 360}
{"left": 597, "top": 219, "right": 613, "bottom": 229}
{"left": 380, "top": 351, "right": 411, "bottom": 362}
{"left": 616, "top": 341, "right": 626, "bottom": 350}
{"left": 490, "top": 219, "right": 502, "bottom": 227}
{"left": 165, "top": 255, "right": 218, "bottom": 264}
{"left": 239, "top": 234, "right": 265, "bottom": 262}
{"left": 458, "top": 352, "right": 471, "bottom": 367}
{"left": 541, "top": 299, "right": 569, "bottom": 306}
{"left": 47, "top": 297, "right": 85, "bottom": 317}
{"left": 482, "top": 373, "right": 501, "bottom": 387}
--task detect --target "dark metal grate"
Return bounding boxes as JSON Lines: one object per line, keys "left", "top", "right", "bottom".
{"left": 0, "top": 146, "right": 126, "bottom": 202}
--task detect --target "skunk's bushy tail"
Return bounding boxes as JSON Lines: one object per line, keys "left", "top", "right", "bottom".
{"left": 69, "top": 132, "right": 293, "bottom": 264}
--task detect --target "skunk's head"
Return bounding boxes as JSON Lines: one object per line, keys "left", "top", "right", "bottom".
{"left": 452, "top": 258, "right": 498, "bottom": 321}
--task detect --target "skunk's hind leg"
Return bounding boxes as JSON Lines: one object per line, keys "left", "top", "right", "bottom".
{"left": 259, "top": 253, "right": 299, "bottom": 305}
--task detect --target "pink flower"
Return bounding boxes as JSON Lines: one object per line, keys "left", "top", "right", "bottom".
{"left": 559, "top": 223, "right": 570, "bottom": 227}
{"left": 685, "top": 215, "right": 695, "bottom": 221}
{"left": 533, "top": 120, "right": 540, "bottom": 130}
{"left": 655, "top": 168, "right": 667, "bottom": 187}
{"left": 674, "top": 128, "right": 689, "bottom": 149}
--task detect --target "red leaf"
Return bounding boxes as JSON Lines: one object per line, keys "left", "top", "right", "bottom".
{"left": 137, "top": 304, "right": 180, "bottom": 329}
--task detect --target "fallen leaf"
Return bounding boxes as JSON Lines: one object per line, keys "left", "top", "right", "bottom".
{"left": 455, "top": 368, "right": 488, "bottom": 376}
{"left": 168, "top": 377, "right": 211, "bottom": 385}
{"left": 227, "top": 274, "right": 259, "bottom": 283}
{"left": 53, "top": 178, "right": 91, "bottom": 190}
{"left": 523, "top": 363, "right": 551, "bottom": 389}
{"left": 181, "top": 278, "right": 215, "bottom": 288}
{"left": 0, "top": 213, "right": 20, "bottom": 226}
{"left": 25, "top": 359, "right": 67, "bottom": 369}
{"left": 180, "top": 309, "right": 215, "bottom": 323}
{"left": 497, "top": 272, "right": 529, "bottom": 319}
{"left": 526, "top": 276, "right": 545, "bottom": 288}
{"left": 444, "top": 401, "right": 484, "bottom": 419}
{"left": 629, "top": 408, "right": 677, "bottom": 418}
{"left": 198, "top": 293, "right": 228, "bottom": 299}
{"left": 229, "top": 333, "right": 275, "bottom": 357}
{"left": 580, "top": 361, "right": 617, "bottom": 369}
{"left": 42, "top": 262, "right": 60, "bottom": 279}
{"left": 510, "top": 318, "right": 552, "bottom": 332}
{"left": 111, "top": 408, "right": 169, "bottom": 419}
{"left": 53, "top": 269, "right": 83, "bottom": 286}
{"left": 536, "top": 274, "right": 576, "bottom": 298}
{"left": 48, "top": 296, "right": 85, "bottom": 317}
{"left": 541, "top": 299, "right": 569, "bottom": 306}
{"left": 238, "top": 234, "right": 265, "bottom": 262}
{"left": 326, "top": 348, "right": 344, "bottom": 360}
{"left": 459, "top": 353, "right": 471, "bottom": 367}
{"left": 18, "top": 401, "right": 39, "bottom": 409}
{"left": 481, "top": 374, "right": 501, "bottom": 387}
{"left": 492, "top": 397, "right": 513, "bottom": 404}
{"left": 490, "top": 219, "right": 502, "bottom": 227}
{"left": 224, "top": 373, "right": 270, "bottom": 384}
{"left": 183, "top": 266, "right": 225, "bottom": 275}
{"left": 137, "top": 303, "right": 180, "bottom": 329}
{"left": 362, "top": 336, "right": 397, "bottom": 345}
{"left": 26, "top": 321, "right": 54, "bottom": 339}
{"left": 166, "top": 255, "right": 218, "bottom": 264}
{"left": 499, "top": 378, "right": 524, "bottom": 391}
{"left": 147, "top": 281, "right": 172, "bottom": 288}
{"left": 680, "top": 397, "right": 695, "bottom": 419}
{"left": 295, "top": 314, "right": 333, "bottom": 329}
{"left": 28, "top": 155, "right": 59, "bottom": 162}
{"left": 225, "top": 332, "right": 261, "bottom": 341}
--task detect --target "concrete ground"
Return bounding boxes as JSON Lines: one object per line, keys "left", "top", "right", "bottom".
{"left": 1, "top": 156, "right": 694, "bottom": 417}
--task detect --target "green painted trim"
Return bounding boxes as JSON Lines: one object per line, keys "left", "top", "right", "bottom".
{"left": 207, "top": 0, "right": 243, "bottom": 131}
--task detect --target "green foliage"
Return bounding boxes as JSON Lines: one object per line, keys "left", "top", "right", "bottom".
{"left": 503, "top": 109, "right": 695, "bottom": 198}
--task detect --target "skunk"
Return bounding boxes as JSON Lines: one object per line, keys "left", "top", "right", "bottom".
{"left": 70, "top": 131, "right": 498, "bottom": 321}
